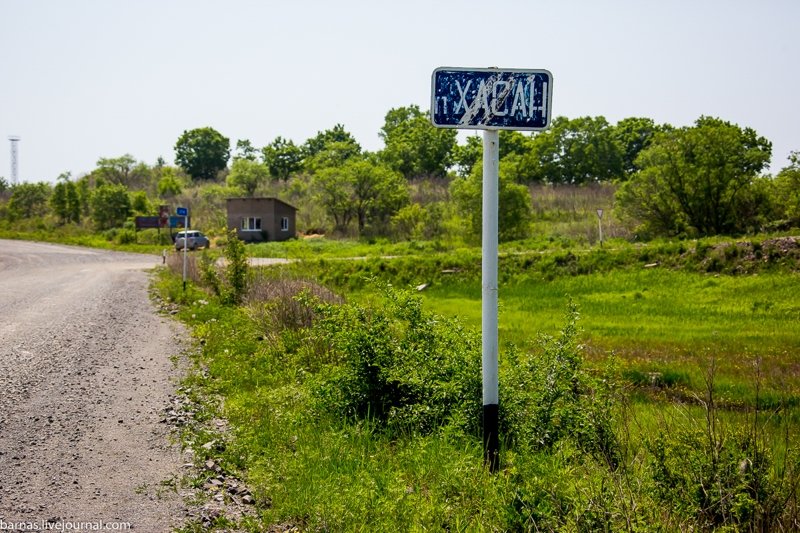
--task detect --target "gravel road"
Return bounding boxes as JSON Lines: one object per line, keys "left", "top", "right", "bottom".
{"left": 0, "top": 240, "right": 187, "bottom": 531}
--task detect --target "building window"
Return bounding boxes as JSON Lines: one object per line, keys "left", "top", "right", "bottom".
{"left": 241, "top": 217, "right": 261, "bottom": 231}
{"left": 281, "top": 216, "right": 289, "bottom": 231}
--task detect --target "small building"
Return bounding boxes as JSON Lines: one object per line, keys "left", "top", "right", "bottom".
{"left": 226, "top": 197, "right": 297, "bottom": 242}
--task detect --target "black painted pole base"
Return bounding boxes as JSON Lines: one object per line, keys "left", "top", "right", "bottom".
{"left": 483, "top": 403, "right": 499, "bottom": 473}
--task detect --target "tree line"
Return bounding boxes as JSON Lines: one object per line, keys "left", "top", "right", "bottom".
{"left": 1, "top": 107, "right": 798, "bottom": 241}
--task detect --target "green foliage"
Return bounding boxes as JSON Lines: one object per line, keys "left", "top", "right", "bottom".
{"left": 312, "top": 284, "right": 482, "bottom": 436}
{"left": 303, "top": 124, "right": 361, "bottom": 165}
{"left": 611, "top": 116, "right": 663, "bottom": 178}
{"left": 198, "top": 251, "right": 221, "bottom": 297}
{"left": 222, "top": 229, "right": 248, "bottom": 305}
{"left": 774, "top": 151, "right": 800, "bottom": 226}
{"left": 157, "top": 167, "right": 184, "bottom": 199}
{"left": 378, "top": 104, "right": 457, "bottom": 179}
{"left": 8, "top": 182, "right": 52, "bottom": 220}
{"left": 226, "top": 158, "right": 268, "bottom": 197}
{"left": 452, "top": 134, "right": 482, "bottom": 178}
{"left": 617, "top": 116, "right": 772, "bottom": 237}
{"left": 233, "top": 138, "right": 259, "bottom": 161}
{"left": 450, "top": 164, "right": 532, "bottom": 241}
{"left": 511, "top": 115, "right": 624, "bottom": 184}
{"left": 90, "top": 183, "right": 131, "bottom": 230}
{"left": 261, "top": 136, "right": 303, "bottom": 181}
{"left": 115, "top": 228, "right": 137, "bottom": 244}
{"left": 130, "top": 190, "right": 151, "bottom": 214}
{"left": 313, "top": 159, "right": 409, "bottom": 235}
{"left": 155, "top": 247, "right": 800, "bottom": 531}
{"left": 94, "top": 154, "right": 151, "bottom": 189}
{"left": 390, "top": 202, "right": 448, "bottom": 241}
{"left": 174, "top": 127, "right": 231, "bottom": 181}
{"left": 51, "top": 177, "right": 81, "bottom": 224}
{"left": 645, "top": 368, "right": 799, "bottom": 531}
{"left": 502, "top": 302, "right": 621, "bottom": 467}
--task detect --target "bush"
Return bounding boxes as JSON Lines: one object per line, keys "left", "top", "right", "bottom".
{"left": 116, "top": 228, "right": 137, "bottom": 244}
{"left": 501, "top": 301, "right": 621, "bottom": 468}
{"left": 311, "top": 284, "right": 483, "bottom": 437}
{"left": 222, "top": 229, "right": 248, "bottom": 305}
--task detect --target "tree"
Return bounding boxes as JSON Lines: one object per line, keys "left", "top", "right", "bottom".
{"left": 262, "top": 136, "right": 303, "bottom": 181}
{"left": 511, "top": 116, "right": 623, "bottom": 184}
{"left": 8, "top": 182, "right": 51, "bottom": 219}
{"left": 227, "top": 158, "right": 269, "bottom": 196}
{"left": 611, "top": 117, "right": 664, "bottom": 178}
{"left": 774, "top": 151, "right": 800, "bottom": 225}
{"left": 453, "top": 135, "right": 482, "bottom": 178}
{"left": 304, "top": 124, "right": 361, "bottom": 160}
{"left": 94, "top": 154, "right": 151, "bottom": 190}
{"left": 233, "top": 139, "right": 259, "bottom": 161}
{"left": 157, "top": 167, "right": 184, "bottom": 199}
{"left": 378, "top": 105, "right": 457, "bottom": 179}
{"left": 130, "top": 190, "right": 151, "bottom": 214}
{"left": 450, "top": 165, "right": 532, "bottom": 242}
{"left": 313, "top": 159, "right": 409, "bottom": 235}
{"left": 90, "top": 183, "right": 131, "bottom": 229}
{"left": 616, "top": 116, "right": 772, "bottom": 236}
{"left": 51, "top": 173, "right": 80, "bottom": 224}
{"left": 174, "top": 127, "right": 230, "bottom": 181}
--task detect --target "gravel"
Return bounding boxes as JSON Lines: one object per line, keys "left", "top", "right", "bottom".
{"left": 0, "top": 240, "right": 189, "bottom": 531}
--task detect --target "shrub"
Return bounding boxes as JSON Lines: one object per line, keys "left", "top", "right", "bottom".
{"left": 222, "top": 229, "right": 248, "bottom": 305}
{"left": 311, "top": 284, "right": 482, "bottom": 437}
{"left": 501, "top": 301, "right": 621, "bottom": 468}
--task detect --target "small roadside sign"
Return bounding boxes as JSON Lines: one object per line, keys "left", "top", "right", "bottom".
{"left": 597, "top": 209, "right": 604, "bottom": 219}
{"left": 431, "top": 65, "right": 553, "bottom": 473}
{"left": 176, "top": 207, "right": 188, "bottom": 216}
{"left": 431, "top": 67, "right": 552, "bottom": 130}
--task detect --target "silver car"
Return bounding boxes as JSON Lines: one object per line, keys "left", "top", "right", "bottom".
{"left": 174, "top": 230, "right": 210, "bottom": 250}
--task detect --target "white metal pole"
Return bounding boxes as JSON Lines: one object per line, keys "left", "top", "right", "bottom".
{"left": 482, "top": 129, "right": 500, "bottom": 472}
{"left": 182, "top": 214, "right": 188, "bottom": 291}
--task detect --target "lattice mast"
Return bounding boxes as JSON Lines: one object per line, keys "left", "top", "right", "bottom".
{"left": 8, "top": 136, "right": 20, "bottom": 184}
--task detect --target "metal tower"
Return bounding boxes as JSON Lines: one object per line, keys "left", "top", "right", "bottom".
{"left": 8, "top": 136, "right": 20, "bottom": 184}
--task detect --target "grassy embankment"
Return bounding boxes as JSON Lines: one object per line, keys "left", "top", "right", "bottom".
{"left": 158, "top": 232, "right": 800, "bottom": 531}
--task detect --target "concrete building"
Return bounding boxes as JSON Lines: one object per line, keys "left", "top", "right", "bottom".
{"left": 226, "top": 197, "right": 297, "bottom": 242}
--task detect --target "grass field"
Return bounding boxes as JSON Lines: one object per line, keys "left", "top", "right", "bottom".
{"left": 421, "top": 268, "right": 800, "bottom": 402}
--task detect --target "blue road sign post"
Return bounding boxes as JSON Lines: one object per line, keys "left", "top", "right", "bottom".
{"left": 431, "top": 67, "right": 552, "bottom": 473}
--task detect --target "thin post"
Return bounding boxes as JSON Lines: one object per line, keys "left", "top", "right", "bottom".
{"left": 182, "top": 214, "right": 188, "bottom": 291}
{"left": 597, "top": 208, "right": 604, "bottom": 247}
{"left": 482, "top": 129, "right": 500, "bottom": 472}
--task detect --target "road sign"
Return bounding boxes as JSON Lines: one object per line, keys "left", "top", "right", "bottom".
{"left": 431, "top": 65, "right": 553, "bottom": 473}
{"left": 597, "top": 209, "right": 604, "bottom": 219}
{"left": 431, "top": 67, "right": 552, "bottom": 130}
{"left": 176, "top": 207, "right": 188, "bottom": 216}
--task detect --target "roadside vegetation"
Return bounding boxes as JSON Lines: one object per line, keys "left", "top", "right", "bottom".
{"left": 153, "top": 227, "right": 800, "bottom": 531}
{"left": 3, "top": 108, "right": 799, "bottom": 530}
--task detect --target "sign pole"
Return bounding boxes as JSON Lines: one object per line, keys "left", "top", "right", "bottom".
{"left": 482, "top": 129, "right": 500, "bottom": 472}
{"left": 597, "top": 208, "right": 604, "bottom": 247}
{"left": 177, "top": 207, "right": 189, "bottom": 291}
{"left": 182, "top": 213, "right": 188, "bottom": 291}
{"left": 429, "top": 65, "right": 552, "bottom": 473}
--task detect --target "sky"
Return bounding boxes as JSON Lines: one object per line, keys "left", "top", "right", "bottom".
{"left": 1, "top": 0, "right": 798, "bottom": 183}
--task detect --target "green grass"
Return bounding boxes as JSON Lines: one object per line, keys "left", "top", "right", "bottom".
{"left": 421, "top": 269, "right": 800, "bottom": 402}
{"left": 155, "top": 249, "right": 800, "bottom": 531}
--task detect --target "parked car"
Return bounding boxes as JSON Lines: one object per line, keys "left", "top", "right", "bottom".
{"left": 174, "top": 230, "right": 210, "bottom": 250}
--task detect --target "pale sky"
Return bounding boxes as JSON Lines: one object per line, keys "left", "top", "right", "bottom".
{"left": 1, "top": 0, "right": 798, "bottom": 183}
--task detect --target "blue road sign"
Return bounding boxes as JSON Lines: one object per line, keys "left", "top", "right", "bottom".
{"left": 431, "top": 67, "right": 552, "bottom": 130}
{"left": 176, "top": 207, "right": 188, "bottom": 216}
